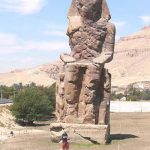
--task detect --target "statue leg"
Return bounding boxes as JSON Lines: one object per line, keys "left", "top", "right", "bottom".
{"left": 98, "top": 69, "right": 111, "bottom": 125}
{"left": 78, "top": 64, "right": 103, "bottom": 124}
{"left": 63, "top": 63, "right": 80, "bottom": 123}
{"left": 56, "top": 65, "right": 65, "bottom": 122}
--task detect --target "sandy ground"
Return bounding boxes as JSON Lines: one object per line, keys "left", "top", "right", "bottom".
{"left": 0, "top": 113, "right": 150, "bottom": 150}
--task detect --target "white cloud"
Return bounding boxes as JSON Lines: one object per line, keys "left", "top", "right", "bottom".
{"left": 0, "top": 56, "right": 34, "bottom": 64}
{"left": 0, "top": 0, "right": 46, "bottom": 15}
{"left": 0, "top": 33, "right": 17, "bottom": 45}
{"left": 44, "top": 30, "right": 66, "bottom": 37}
{"left": 139, "top": 16, "right": 150, "bottom": 24}
{"left": 43, "top": 23, "right": 67, "bottom": 37}
{"left": 0, "top": 32, "right": 69, "bottom": 55}
{"left": 22, "top": 41, "right": 69, "bottom": 52}
{"left": 111, "top": 21, "right": 126, "bottom": 29}
{"left": 0, "top": 32, "right": 69, "bottom": 72}
{"left": 0, "top": 56, "right": 39, "bottom": 72}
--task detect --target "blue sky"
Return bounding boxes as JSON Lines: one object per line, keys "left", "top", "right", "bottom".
{"left": 0, "top": 0, "right": 149, "bottom": 73}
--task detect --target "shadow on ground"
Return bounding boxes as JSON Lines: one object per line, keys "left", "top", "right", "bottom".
{"left": 110, "top": 134, "right": 138, "bottom": 142}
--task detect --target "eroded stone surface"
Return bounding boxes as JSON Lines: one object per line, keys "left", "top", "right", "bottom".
{"left": 56, "top": 64, "right": 112, "bottom": 124}
{"left": 50, "top": 123, "right": 110, "bottom": 144}
{"left": 57, "top": 0, "right": 115, "bottom": 124}
{"left": 54, "top": 0, "right": 115, "bottom": 144}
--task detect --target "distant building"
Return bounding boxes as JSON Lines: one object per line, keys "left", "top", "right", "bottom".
{"left": 0, "top": 99, "right": 13, "bottom": 104}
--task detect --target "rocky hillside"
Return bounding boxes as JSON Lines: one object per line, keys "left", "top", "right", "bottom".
{"left": 0, "top": 105, "right": 20, "bottom": 129}
{"left": 106, "top": 26, "right": 150, "bottom": 88}
{"left": 0, "top": 26, "right": 150, "bottom": 88}
{"left": 0, "top": 62, "right": 57, "bottom": 87}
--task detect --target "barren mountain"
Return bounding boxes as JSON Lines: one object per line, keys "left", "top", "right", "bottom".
{"left": 0, "top": 26, "right": 150, "bottom": 88}
{"left": 106, "top": 26, "right": 150, "bottom": 88}
{"left": 0, "top": 62, "right": 57, "bottom": 87}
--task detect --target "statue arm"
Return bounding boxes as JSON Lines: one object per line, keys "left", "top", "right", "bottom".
{"left": 93, "top": 22, "right": 116, "bottom": 64}
{"left": 61, "top": 16, "right": 83, "bottom": 63}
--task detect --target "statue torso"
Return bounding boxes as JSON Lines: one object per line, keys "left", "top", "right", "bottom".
{"left": 69, "top": 21, "right": 108, "bottom": 61}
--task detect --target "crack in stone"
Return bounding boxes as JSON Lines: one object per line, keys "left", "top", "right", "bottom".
{"left": 74, "top": 130, "right": 100, "bottom": 145}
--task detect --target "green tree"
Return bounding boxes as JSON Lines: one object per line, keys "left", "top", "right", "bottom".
{"left": 11, "top": 87, "right": 53, "bottom": 125}
{"left": 38, "top": 83, "right": 56, "bottom": 111}
{"left": 1, "top": 85, "right": 13, "bottom": 99}
{"left": 46, "top": 83, "right": 56, "bottom": 110}
{"left": 111, "top": 92, "right": 124, "bottom": 100}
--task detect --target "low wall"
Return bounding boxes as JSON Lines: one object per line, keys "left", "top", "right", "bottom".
{"left": 110, "top": 101, "right": 150, "bottom": 112}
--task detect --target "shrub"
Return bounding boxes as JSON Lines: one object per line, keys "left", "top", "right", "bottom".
{"left": 11, "top": 87, "right": 53, "bottom": 125}
{"left": 111, "top": 92, "right": 124, "bottom": 100}
{"left": 112, "top": 86, "right": 150, "bottom": 101}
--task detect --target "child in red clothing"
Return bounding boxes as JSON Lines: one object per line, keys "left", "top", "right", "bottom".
{"left": 61, "top": 132, "right": 69, "bottom": 150}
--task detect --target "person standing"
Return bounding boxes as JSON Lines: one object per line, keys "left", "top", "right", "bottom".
{"left": 61, "top": 132, "right": 69, "bottom": 150}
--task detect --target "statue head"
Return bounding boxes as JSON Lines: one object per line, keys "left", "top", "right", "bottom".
{"left": 68, "top": 0, "right": 111, "bottom": 22}
{"left": 76, "top": 0, "right": 102, "bottom": 21}
{"left": 67, "top": 0, "right": 111, "bottom": 36}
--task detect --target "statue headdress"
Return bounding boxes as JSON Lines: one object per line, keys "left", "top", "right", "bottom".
{"left": 68, "top": 0, "right": 111, "bottom": 20}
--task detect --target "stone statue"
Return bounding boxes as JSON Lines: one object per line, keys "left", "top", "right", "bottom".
{"left": 51, "top": 0, "right": 116, "bottom": 144}
{"left": 56, "top": 0, "right": 115, "bottom": 125}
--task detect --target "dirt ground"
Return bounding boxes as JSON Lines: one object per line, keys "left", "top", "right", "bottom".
{"left": 0, "top": 113, "right": 150, "bottom": 150}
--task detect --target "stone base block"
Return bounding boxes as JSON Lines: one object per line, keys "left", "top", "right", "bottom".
{"left": 50, "top": 123, "right": 110, "bottom": 145}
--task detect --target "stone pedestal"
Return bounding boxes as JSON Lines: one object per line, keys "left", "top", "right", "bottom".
{"left": 50, "top": 123, "right": 110, "bottom": 144}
